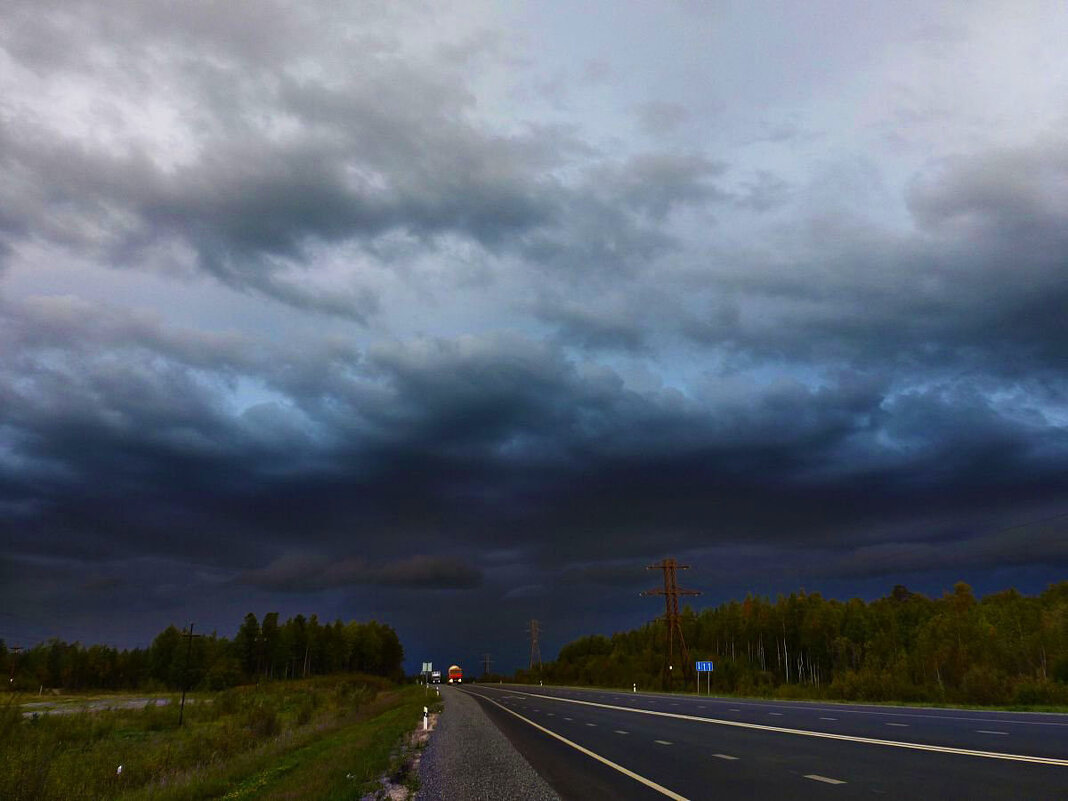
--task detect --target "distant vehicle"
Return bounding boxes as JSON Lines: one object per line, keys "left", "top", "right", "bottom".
{"left": 430, "top": 670, "right": 441, "bottom": 683}
{"left": 448, "top": 664, "right": 463, "bottom": 683}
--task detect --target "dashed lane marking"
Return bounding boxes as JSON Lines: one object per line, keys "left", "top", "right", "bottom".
{"left": 820, "top": 717, "right": 838, "bottom": 721}
{"left": 655, "top": 739, "right": 673, "bottom": 745}
{"left": 768, "top": 712, "right": 783, "bottom": 716}
{"left": 586, "top": 722, "right": 597, "bottom": 727}
{"left": 885, "top": 723, "right": 908, "bottom": 727}
{"left": 460, "top": 689, "right": 691, "bottom": 801}
{"left": 712, "top": 753, "right": 739, "bottom": 760}
{"left": 615, "top": 729, "right": 629, "bottom": 735}
{"left": 977, "top": 730, "right": 1008, "bottom": 735}
{"left": 474, "top": 687, "right": 1068, "bottom": 767}
{"left": 805, "top": 774, "right": 846, "bottom": 785}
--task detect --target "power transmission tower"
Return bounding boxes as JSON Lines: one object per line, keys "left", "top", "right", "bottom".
{"left": 642, "top": 558, "right": 701, "bottom": 689}
{"left": 481, "top": 653, "right": 493, "bottom": 677}
{"left": 527, "top": 619, "right": 542, "bottom": 672}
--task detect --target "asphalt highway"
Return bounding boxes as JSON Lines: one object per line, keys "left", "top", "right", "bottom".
{"left": 458, "top": 684, "right": 1068, "bottom": 800}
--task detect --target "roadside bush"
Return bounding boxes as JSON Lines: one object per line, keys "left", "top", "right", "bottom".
{"left": 1012, "top": 679, "right": 1068, "bottom": 706}
{"left": 960, "top": 665, "right": 1011, "bottom": 705}
{"left": 243, "top": 701, "right": 279, "bottom": 738}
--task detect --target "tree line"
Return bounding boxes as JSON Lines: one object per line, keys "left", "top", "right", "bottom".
{"left": 520, "top": 582, "right": 1068, "bottom": 705}
{"left": 1, "top": 613, "right": 404, "bottom": 692}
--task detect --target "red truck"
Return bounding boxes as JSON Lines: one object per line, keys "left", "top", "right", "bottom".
{"left": 448, "top": 664, "right": 463, "bottom": 683}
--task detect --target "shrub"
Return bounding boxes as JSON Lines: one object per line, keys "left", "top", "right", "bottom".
{"left": 960, "top": 665, "right": 1011, "bottom": 705}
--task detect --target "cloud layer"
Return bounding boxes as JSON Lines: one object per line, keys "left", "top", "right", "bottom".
{"left": 1, "top": 0, "right": 1066, "bottom": 669}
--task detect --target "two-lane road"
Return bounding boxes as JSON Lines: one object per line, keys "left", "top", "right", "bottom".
{"left": 459, "top": 684, "right": 1068, "bottom": 800}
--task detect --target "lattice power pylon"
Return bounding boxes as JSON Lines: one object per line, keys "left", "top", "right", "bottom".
{"left": 527, "top": 619, "right": 542, "bottom": 672}
{"left": 642, "top": 558, "right": 701, "bottom": 688}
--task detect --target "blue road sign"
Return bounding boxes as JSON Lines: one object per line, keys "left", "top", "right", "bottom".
{"left": 696, "top": 660, "right": 714, "bottom": 672}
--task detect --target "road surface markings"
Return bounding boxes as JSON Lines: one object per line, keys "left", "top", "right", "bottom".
{"left": 547, "top": 712, "right": 555, "bottom": 716}
{"left": 698, "top": 705, "right": 707, "bottom": 709}
{"left": 820, "top": 717, "right": 838, "bottom": 721}
{"left": 461, "top": 689, "right": 691, "bottom": 801}
{"left": 655, "top": 739, "right": 673, "bottom": 745}
{"left": 805, "top": 774, "right": 846, "bottom": 785}
{"left": 885, "top": 723, "right": 908, "bottom": 727}
{"left": 689, "top": 699, "right": 1068, "bottom": 727}
{"left": 564, "top": 717, "right": 573, "bottom": 721}
{"left": 729, "top": 708, "right": 741, "bottom": 712}
{"left": 615, "top": 729, "right": 629, "bottom": 735}
{"left": 768, "top": 712, "right": 783, "bottom": 716}
{"left": 476, "top": 687, "right": 1068, "bottom": 767}
{"left": 977, "top": 730, "right": 1008, "bottom": 735}
{"left": 712, "top": 753, "right": 739, "bottom": 760}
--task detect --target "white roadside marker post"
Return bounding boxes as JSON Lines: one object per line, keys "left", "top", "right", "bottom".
{"left": 632, "top": 682, "right": 636, "bottom": 693}
{"left": 423, "top": 706, "right": 428, "bottom": 731}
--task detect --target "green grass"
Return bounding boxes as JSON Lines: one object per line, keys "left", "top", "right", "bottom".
{"left": 0, "top": 676, "right": 429, "bottom": 801}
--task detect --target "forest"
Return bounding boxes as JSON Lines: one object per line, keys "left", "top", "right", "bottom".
{"left": 520, "top": 582, "right": 1068, "bottom": 706}
{"left": 0, "top": 613, "right": 404, "bottom": 692}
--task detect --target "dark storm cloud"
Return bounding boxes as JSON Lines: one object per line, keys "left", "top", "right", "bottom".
{"left": 3, "top": 288, "right": 1065, "bottom": 589}
{"left": 2, "top": 0, "right": 1067, "bottom": 667}
{"left": 0, "top": 0, "right": 729, "bottom": 320}
{"left": 239, "top": 552, "right": 482, "bottom": 591}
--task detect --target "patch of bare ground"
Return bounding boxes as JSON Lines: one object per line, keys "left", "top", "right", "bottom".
{"left": 364, "top": 708, "right": 440, "bottom": 801}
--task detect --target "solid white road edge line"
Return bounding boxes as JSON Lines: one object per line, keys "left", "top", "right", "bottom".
{"left": 475, "top": 687, "right": 1068, "bottom": 767}
{"left": 460, "top": 689, "right": 691, "bottom": 801}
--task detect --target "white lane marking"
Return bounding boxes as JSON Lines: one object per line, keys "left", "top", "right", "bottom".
{"left": 511, "top": 685, "right": 1068, "bottom": 727}
{"left": 671, "top": 703, "right": 680, "bottom": 706}
{"left": 729, "top": 708, "right": 741, "bottom": 712}
{"left": 885, "top": 723, "right": 908, "bottom": 727}
{"left": 586, "top": 722, "right": 597, "bottom": 727}
{"left": 615, "top": 729, "right": 629, "bottom": 735}
{"left": 977, "top": 730, "right": 1008, "bottom": 735}
{"left": 820, "top": 717, "right": 838, "bottom": 721}
{"left": 768, "top": 712, "right": 783, "bottom": 716}
{"left": 547, "top": 712, "right": 555, "bottom": 716}
{"left": 460, "top": 689, "right": 690, "bottom": 801}
{"left": 698, "top": 706, "right": 707, "bottom": 710}
{"left": 805, "top": 774, "right": 846, "bottom": 785}
{"left": 655, "top": 739, "right": 673, "bottom": 745}
{"left": 476, "top": 687, "right": 1068, "bottom": 767}
{"left": 712, "top": 753, "right": 739, "bottom": 760}
{"left": 564, "top": 717, "right": 573, "bottom": 721}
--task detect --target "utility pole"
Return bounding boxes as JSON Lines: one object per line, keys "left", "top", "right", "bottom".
{"left": 527, "top": 619, "right": 542, "bottom": 672}
{"left": 178, "top": 623, "right": 203, "bottom": 727}
{"left": 481, "top": 653, "right": 493, "bottom": 678}
{"left": 642, "top": 558, "right": 701, "bottom": 689}
{"left": 9, "top": 645, "right": 21, "bottom": 690}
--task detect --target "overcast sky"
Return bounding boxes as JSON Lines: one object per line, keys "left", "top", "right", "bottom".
{"left": 2, "top": 0, "right": 1067, "bottom": 671}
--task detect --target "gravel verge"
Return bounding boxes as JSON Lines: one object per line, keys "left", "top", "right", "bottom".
{"left": 416, "top": 687, "right": 561, "bottom": 801}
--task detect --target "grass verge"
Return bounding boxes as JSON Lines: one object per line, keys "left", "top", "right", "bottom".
{"left": 1, "top": 676, "right": 429, "bottom": 801}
